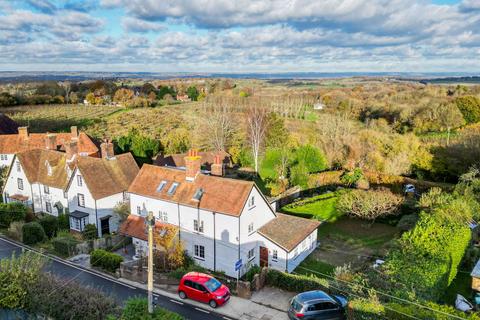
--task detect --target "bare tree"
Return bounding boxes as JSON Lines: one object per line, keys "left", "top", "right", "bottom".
{"left": 61, "top": 82, "right": 71, "bottom": 104}
{"left": 246, "top": 104, "right": 268, "bottom": 173}
{"left": 199, "top": 104, "right": 234, "bottom": 151}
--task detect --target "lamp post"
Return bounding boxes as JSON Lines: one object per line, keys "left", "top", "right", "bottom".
{"left": 146, "top": 211, "right": 155, "bottom": 314}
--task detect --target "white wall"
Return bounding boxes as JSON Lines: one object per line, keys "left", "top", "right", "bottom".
{"left": 0, "top": 154, "right": 13, "bottom": 168}
{"left": 3, "top": 158, "right": 33, "bottom": 208}
{"left": 286, "top": 230, "right": 318, "bottom": 273}
{"left": 255, "top": 234, "right": 288, "bottom": 272}
{"left": 96, "top": 193, "right": 124, "bottom": 234}
{"left": 32, "top": 183, "right": 67, "bottom": 216}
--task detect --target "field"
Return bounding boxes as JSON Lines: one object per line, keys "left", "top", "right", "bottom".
{"left": 4, "top": 104, "right": 124, "bottom": 133}
{"left": 281, "top": 191, "right": 343, "bottom": 222}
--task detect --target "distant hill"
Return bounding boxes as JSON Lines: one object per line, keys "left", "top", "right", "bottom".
{"left": 0, "top": 113, "right": 19, "bottom": 134}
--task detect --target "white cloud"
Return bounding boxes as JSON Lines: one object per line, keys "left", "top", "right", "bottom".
{"left": 122, "top": 17, "right": 166, "bottom": 32}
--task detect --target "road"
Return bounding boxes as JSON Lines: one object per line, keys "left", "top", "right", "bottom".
{"left": 0, "top": 236, "right": 232, "bottom": 320}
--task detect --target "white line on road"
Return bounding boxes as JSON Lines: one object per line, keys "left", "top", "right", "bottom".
{"left": 170, "top": 299, "right": 184, "bottom": 305}
{"left": 0, "top": 236, "right": 137, "bottom": 289}
{"left": 195, "top": 307, "right": 210, "bottom": 314}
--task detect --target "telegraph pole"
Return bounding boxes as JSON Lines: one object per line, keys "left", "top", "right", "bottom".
{"left": 147, "top": 211, "right": 155, "bottom": 314}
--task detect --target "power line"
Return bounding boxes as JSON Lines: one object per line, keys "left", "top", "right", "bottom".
{"left": 296, "top": 265, "right": 466, "bottom": 320}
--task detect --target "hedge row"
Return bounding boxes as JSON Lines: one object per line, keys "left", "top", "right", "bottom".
{"left": 0, "top": 202, "right": 27, "bottom": 228}
{"left": 111, "top": 297, "right": 183, "bottom": 320}
{"left": 90, "top": 249, "right": 123, "bottom": 273}
{"left": 52, "top": 236, "right": 79, "bottom": 257}
{"left": 265, "top": 269, "right": 334, "bottom": 294}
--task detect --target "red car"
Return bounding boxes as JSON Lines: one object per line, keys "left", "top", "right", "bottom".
{"left": 178, "top": 272, "right": 230, "bottom": 308}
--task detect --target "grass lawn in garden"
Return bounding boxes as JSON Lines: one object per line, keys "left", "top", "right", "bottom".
{"left": 443, "top": 271, "right": 473, "bottom": 305}
{"left": 281, "top": 191, "right": 344, "bottom": 222}
{"left": 296, "top": 256, "right": 335, "bottom": 276}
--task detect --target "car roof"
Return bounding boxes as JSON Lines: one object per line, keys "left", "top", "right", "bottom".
{"left": 183, "top": 272, "right": 214, "bottom": 284}
{"left": 295, "top": 290, "right": 335, "bottom": 304}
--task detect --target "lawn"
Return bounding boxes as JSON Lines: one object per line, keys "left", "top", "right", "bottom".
{"left": 281, "top": 191, "right": 344, "bottom": 222}
{"left": 296, "top": 256, "right": 335, "bottom": 276}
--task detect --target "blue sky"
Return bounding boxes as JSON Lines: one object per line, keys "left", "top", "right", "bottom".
{"left": 0, "top": 0, "right": 479, "bottom": 72}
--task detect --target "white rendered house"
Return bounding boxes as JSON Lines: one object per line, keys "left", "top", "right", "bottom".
{"left": 65, "top": 142, "right": 139, "bottom": 237}
{"left": 121, "top": 150, "right": 320, "bottom": 278}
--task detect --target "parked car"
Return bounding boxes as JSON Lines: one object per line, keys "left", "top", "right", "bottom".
{"left": 288, "top": 290, "right": 348, "bottom": 320}
{"left": 178, "top": 272, "right": 230, "bottom": 308}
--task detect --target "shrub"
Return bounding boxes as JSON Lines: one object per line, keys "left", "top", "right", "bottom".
{"left": 90, "top": 249, "right": 123, "bottom": 273}
{"left": 385, "top": 302, "right": 480, "bottom": 320}
{"left": 25, "top": 274, "right": 119, "bottom": 320}
{"left": 39, "top": 215, "right": 59, "bottom": 238}
{"left": 0, "top": 202, "right": 28, "bottom": 228}
{"left": 340, "top": 168, "right": 364, "bottom": 187}
{"left": 52, "top": 236, "right": 79, "bottom": 257}
{"left": 7, "top": 221, "right": 24, "bottom": 242}
{"left": 120, "top": 297, "right": 183, "bottom": 320}
{"left": 243, "top": 265, "right": 261, "bottom": 282}
{"left": 455, "top": 95, "right": 480, "bottom": 124}
{"left": 348, "top": 298, "right": 385, "bottom": 320}
{"left": 396, "top": 214, "right": 418, "bottom": 232}
{"left": 265, "top": 269, "right": 334, "bottom": 294}
{"left": 22, "top": 222, "right": 46, "bottom": 245}
{"left": 83, "top": 224, "right": 98, "bottom": 240}
{"left": 336, "top": 189, "right": 403, "bottom": 222}
{"left": 58, "top": 213, "right": 70, "bottom": 230}
{"left": 293, "top": 145, "right": 328, "bottom": 174}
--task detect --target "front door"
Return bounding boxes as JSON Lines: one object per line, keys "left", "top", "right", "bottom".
{"left": 260, "top": 246, "right": 269, "bottom": 267}
{"left": 100, "top": 218, "right": 110, "bottom": 236}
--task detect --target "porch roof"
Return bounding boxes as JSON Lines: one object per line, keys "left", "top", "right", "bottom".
{"left": 69, "top": 210, "right": 89, "bottom": 219}
{"left": 119, "top": 214, "right": 178, "bottom": 242}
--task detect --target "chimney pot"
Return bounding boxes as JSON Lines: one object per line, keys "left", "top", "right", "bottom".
{"left": 45, "top": 133, "right": 57, "bottom": 150}
{"left": 184, "top": 149, "right": 201, "bottom": 181}
{"left": 100, "top": 140, "right": 115, "bottom": 159}
{"left": 18, "top": 127, "right": 29, "bottom": 140}
{"left": 211, "top": 154, "right": 224, "bottom": 176}
{"left": 71, "top": 126, "right": 78, "bottom": 137}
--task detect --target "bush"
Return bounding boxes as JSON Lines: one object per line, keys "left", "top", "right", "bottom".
{"left": 456, "top": 95, "right": 480, "bottom": 124}
{"left": 265, "top": 269, "right": 334, "bottom": 294}
{"left": 39, "top": 215, "right": 59, "bottom": 238}
{"left": 90, "top": 249, "right": 123, "bottom": 273}
{"left": 396, "top": 214, "right": 418, "bottom": 232}
{"left": 243, "top": 265, "right": 261, "bottom": 282}
{"left": 0, "top": 202, "right": 28, "bottom": 228}
{"left": 120, "top": 297, "right": 183, "bottom": 320}
{"left": 7, "top": 221, "right": 24, "bottom": 242}
{"left": 340, "top": 168, "right": 364, "bottom": 187}
{"left": 52, "top": 236, "right": 79, "bottom": 257}
{"left": 22, "top": 222, "right": 46, "bottom": 245}
{"left": 25, "top": 274, "right": 119, "bottom": 320}
{"left": 347, "top": 298, "right": 385, "bottom": 320}
{"left": 58, "top": 213, "right": 70, "bottom": 230}
{"left": 83, "top": 224, "right": 98, "bottom": 240}
{"left": 385, "top": 301, "right": 480, "bottom": 320}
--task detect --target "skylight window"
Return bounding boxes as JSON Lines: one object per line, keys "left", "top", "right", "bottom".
{"left": 192, "top": 188, "right": 204, "bottom": 201}
{"left": 167, "top": 182, "right": 179, "bottom": 195}
{"left": 156, "top": 180, "right": 167, "bottom": 192}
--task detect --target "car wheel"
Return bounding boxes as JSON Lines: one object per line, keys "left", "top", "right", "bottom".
{"left": 209, "top": 300, "right": 218, "bottom": 308}
{"left": 179, "top": 291, "right": 187, "bottom": 299}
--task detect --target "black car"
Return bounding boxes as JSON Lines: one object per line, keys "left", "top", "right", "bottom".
{"left": 288, "top": 290, "right": 348, "bottom": 320}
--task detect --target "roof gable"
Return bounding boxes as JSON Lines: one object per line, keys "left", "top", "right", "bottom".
{"left": 128, "top": 164, "right": 254, "bottom": 216}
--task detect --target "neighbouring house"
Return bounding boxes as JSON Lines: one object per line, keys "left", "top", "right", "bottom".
{"left": 2, "top": 140, "right": 79, "bottom": 215}
{"left": 176, "top": 94, "right": 191, "bottom": 102}
{"left": 65, "top": 141, "right": 139, "bottom": 237}
{"left": 153, "top": 150, "right": 232, "bottom": 173}
{"left": 121, "top": 149, "right": 320, "bottom": 278}
{"left": 0, "top": 126, "right": 98, "bottom": 167}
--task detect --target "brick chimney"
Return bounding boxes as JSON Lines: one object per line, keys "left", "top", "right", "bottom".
{"left": 184, "top": 149, "right": 201, "bottom": 182}
{"left": 65, "top": 140, "right": 78, "bottom": 160}
{"left": 211, "top": 154, "right": 224, "bottom": 176}
{"left": 45, "top": 133, "right": 57, "bottom": 150}
{"left": 71, "top": 126, "right": 78, "bottom": 138}
{"left": 100, "top": 139, "right": 115, "bottom": 159}
{"left": 18, "top": 127, "right": 28, "bottom": 140}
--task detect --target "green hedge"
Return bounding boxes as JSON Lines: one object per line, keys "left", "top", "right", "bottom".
{"left": 58, "top": 213, "right": 70, "bottom": 230}
{"left": 39, "top": 215, "right": 59, "bottom": 238}
{"left": 385, "top": 302, "right": 480, "bottom": 320}
{"left": 265, "top": 269, "right": 334, "bottom": 294}
{"left": 0, "top": 202, "right": 27, "bottom": 228}
{"left": 22, "top": 222, "right": 46, "bottom": 245}
{"left": 347, "top": 298, "right": 385, "bottom": 320}
{"left": 90, "top": 249, "right": 123, "bottom": 273}
{"left": 83, "top": 224, "right": 98, "bottom": 240}
{"left": 115, "top": 297, "right": 183, "bottom": 320}
{"left": 52, "top": 236, "right": 79, "bottom": 257}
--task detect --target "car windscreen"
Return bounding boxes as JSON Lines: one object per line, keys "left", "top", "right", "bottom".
{"left": 291, "top": 298, "right": 303, "bottom": 312}
{"left": 204, "top": 278, "right": 222, "bottom": 292}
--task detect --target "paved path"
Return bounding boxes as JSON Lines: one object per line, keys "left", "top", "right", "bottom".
{"left": 0, "top": 236, "right": 228, "bottom": 320}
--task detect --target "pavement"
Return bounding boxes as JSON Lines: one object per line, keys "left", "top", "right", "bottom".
{"left": 251, "top": 286, "right": 295, "bottom": 315}
{"left": 0, "top": 235, "right": 290, "bottom": 320}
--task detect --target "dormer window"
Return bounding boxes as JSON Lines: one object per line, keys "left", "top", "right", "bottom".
{"left": 192, "top": 188, "right": 204, "bottom": 201}
{"left": 156, "top": 180, "right": 167, "bottom": 192}
{"left": 167, "top": 182, "right": 179, "bottom": 195}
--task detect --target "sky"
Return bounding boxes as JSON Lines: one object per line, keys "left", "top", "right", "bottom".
{"left": 0, "top": 0, "right": 479, "bottom": 73}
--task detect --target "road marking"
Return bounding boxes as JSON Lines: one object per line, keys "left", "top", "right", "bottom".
{"left": 0, "top": 236, "right": 137, "bottom": 289}
{"left": 195, "top": 307, "right": 210, "bottom": 314}
{"left": 170, "top": 299, "right": 184, "bottom": 305}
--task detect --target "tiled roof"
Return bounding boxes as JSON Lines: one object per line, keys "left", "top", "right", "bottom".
{"left": 0, "top": 132, "right": 98, "bottom": 155}
{"left": 258, "top": 213, "right": 321, "bottom": 252}
{"left": 16, "top": 149, "right": 71, "bottom": 189}
{"left": 119, "top": 214, "right": 178, "bottom": 242}
{"left": 128, "top": 164, "right": 254, "bottom": 216}
{"left": 0, "top": 114, "right": 18, "bottom": 134}
{"left": 154, "top": 150, "right": 232, "bottom": 169}
{"left": 75, "top": 153, "right": 139, "bottom": 200}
